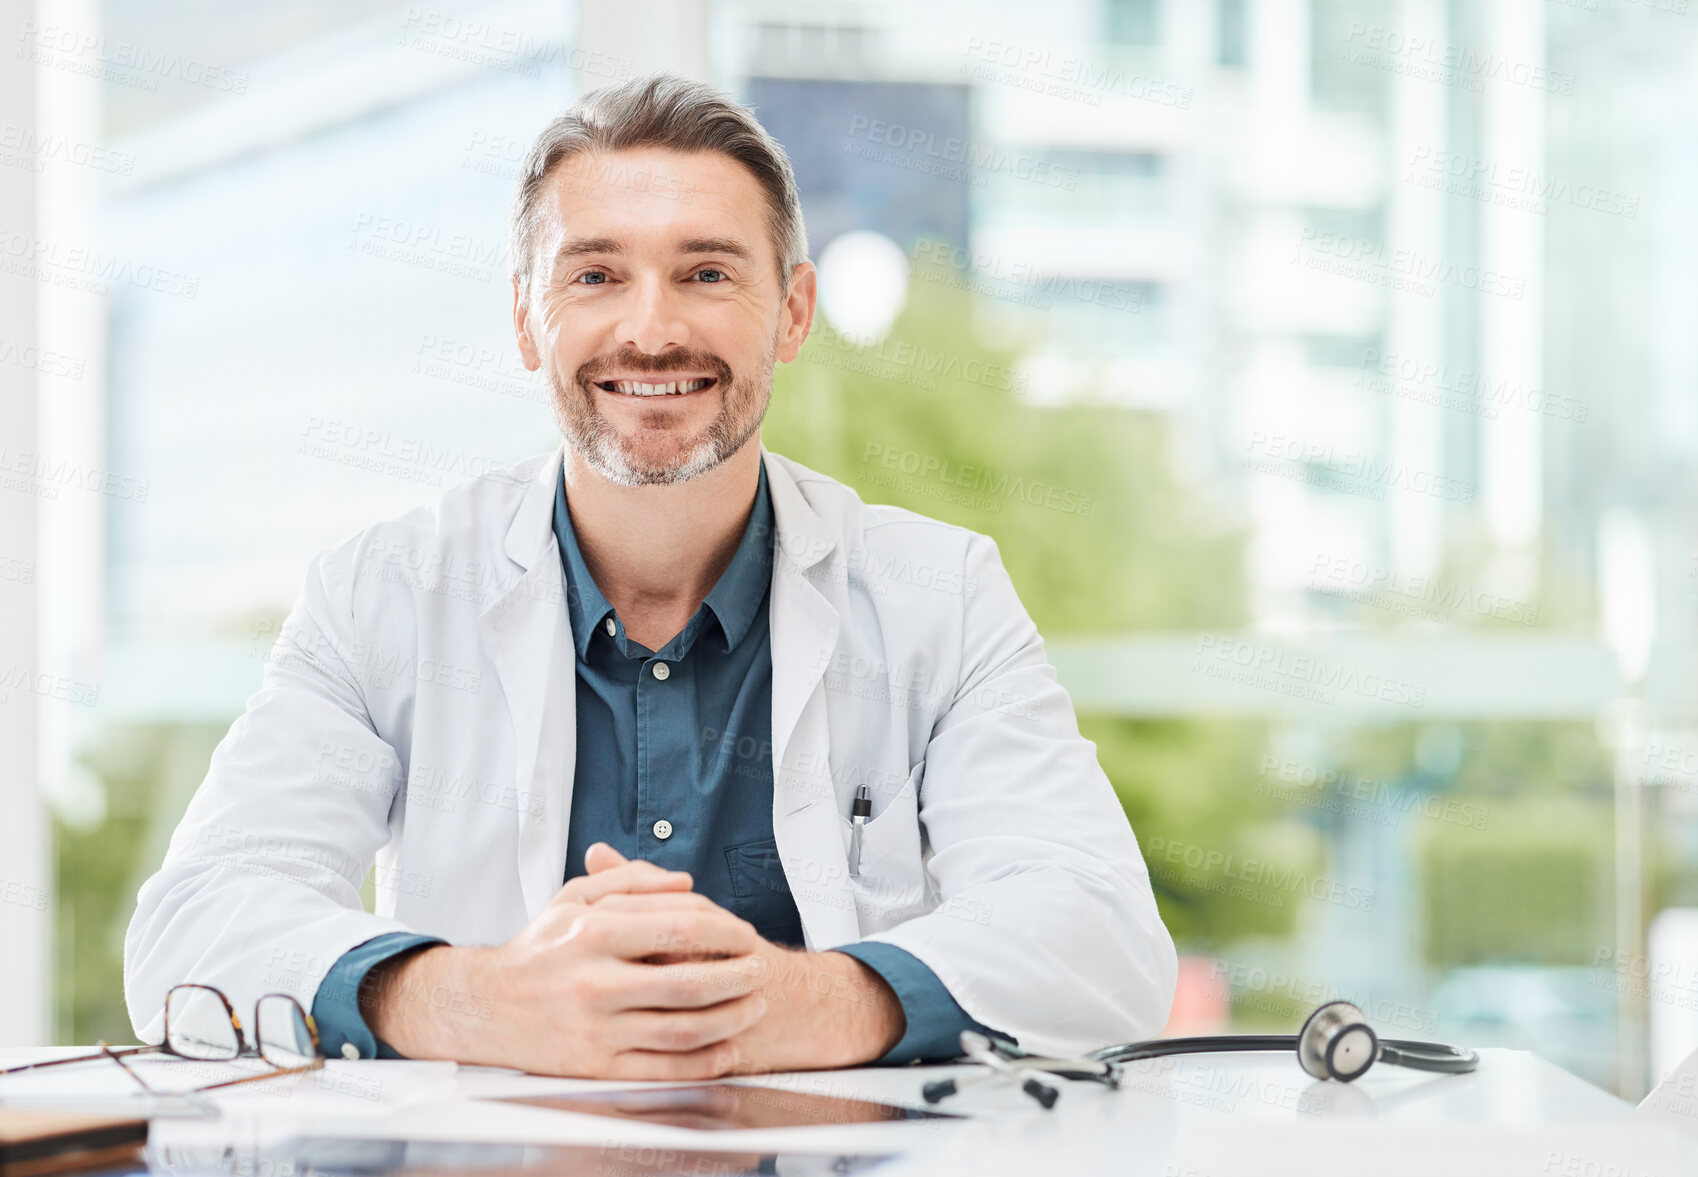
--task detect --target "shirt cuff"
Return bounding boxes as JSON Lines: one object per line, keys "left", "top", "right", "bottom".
{"left": 831, "top": 941, "right": 1014, "bottom": 1065}
{"left": 310, "top": 932, "right": 445, "bottom": 1061}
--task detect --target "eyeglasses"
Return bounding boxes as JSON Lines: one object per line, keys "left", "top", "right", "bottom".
{"left": 0, "top": 983, "right": 324, "bottom": 1095}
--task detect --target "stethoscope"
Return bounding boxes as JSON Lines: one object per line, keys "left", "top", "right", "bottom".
{"left": 922, "top": 1000, "right": 1481, "bottom": 1110}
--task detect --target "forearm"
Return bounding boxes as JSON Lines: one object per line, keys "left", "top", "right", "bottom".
{"left": 863, "top": 869, "right": 1175, "bottom": 1055}
{"left": 360, "top": 943, "right": 500, "bottom": 1063}
{"left": 825, "top": 951, "right": 907, "bottom": 1064}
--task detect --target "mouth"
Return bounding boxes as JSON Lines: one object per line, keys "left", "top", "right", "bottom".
{"left": 593, "top": 376, "right": 718, "bottom": 398}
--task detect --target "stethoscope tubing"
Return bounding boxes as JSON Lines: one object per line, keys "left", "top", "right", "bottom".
{"left": 1087, "top": 1034, "right": 1479, "bottom": 1074}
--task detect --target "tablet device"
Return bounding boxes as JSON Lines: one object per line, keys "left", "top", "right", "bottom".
{"left": 498, "top": 1083, "right": 961, "bottom": 1132}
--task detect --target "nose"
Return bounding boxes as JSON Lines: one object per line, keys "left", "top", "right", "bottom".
{"left": 613, "top": 271, "right": 689, "bottom": 356}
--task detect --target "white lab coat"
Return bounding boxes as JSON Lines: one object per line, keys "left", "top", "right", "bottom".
{"left": 124, "top": 445, "right": 1176, "bottom": 1058}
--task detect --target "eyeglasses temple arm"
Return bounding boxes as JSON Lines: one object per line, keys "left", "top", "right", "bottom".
{"left": 101, "top": 1043, "right": 160, "bottom": 1094}
{"left": 190, "top": 1058, "right": 324, "bottom": 1094}
{"left": 0, "top": 1043, "right": 163, "bottom": 1076}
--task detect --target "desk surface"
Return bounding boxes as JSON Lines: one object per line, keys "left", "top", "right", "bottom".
{"left": 1, "top": 1046, "right": 1692, "bottom": 1176}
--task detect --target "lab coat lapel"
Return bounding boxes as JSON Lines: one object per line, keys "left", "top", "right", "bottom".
{"left": 480, "top": 447, "right": 578, "bottom": 920}
{"left": 763, "top": 450, "right": 859, "bottom": 948}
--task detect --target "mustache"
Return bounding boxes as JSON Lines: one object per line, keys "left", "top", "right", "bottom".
{"left": 575, "top": 348, "right": 734, "bottom": 388}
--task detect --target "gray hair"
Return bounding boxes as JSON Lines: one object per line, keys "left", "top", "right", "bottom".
{"left": 509, "top": 73, "right": 808, "bottom": 305}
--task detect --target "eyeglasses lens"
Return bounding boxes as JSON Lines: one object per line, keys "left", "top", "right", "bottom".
{"left": 255, "top": 995, "right": 317, "bottom": 1068}
{"left": 165, "top": 987, "right": 241, "bottom": 1060}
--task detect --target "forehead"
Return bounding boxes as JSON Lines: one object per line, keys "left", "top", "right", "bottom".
{"left": 537, "top": 146, "right": 772, "bottom": 259}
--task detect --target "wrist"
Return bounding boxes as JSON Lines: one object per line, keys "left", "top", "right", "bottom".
{"left": 823, "top": 951, "right": 904, "bottom": 1065}
{"left": 362, "top": 944, "right": 485, "bottom": 1061}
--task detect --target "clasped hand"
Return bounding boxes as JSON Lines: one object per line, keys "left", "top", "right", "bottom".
{"left": 363, "top": 842, "right": 903, "bottom": 1078}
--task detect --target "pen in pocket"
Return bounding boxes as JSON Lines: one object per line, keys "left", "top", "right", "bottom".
{"left": 849, "top": 784, "right": 871, "bottom": 877}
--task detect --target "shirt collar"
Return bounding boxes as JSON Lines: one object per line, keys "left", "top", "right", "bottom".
{"left": 702, "top": 459, "right": 774, "bottom": 653}
{"left": 552, "top": 458, "right": 774, "bottom": 659}
{"left": 553, "top": 466, "right": 616, "bottom": 661}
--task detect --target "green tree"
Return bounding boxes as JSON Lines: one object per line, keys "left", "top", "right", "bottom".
{"left": 60, "top": 721, "right": 229, "bottom": 1044}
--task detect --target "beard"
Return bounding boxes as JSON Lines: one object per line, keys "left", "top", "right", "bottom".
{"left": 547, "top": 335, "right": 776, "bottom": 487}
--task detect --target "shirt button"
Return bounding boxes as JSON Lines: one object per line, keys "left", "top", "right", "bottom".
{"left": 341, "top": 1042, "right": 361, "bottom": 1060}
{"left": 604, "top": 618, "right": 616, "bottom": 636}
{"left": 652, "top": 662, "right": 671, "bottom": 681}
{"left": 653, "top": 819, "right": 673, "bottom": 840}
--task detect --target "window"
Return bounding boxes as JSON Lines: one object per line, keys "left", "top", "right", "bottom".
{"left": 1105, "top": 0, "right": 1161, "bottom": 47}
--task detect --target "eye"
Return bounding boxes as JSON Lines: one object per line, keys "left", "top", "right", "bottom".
{"left": 574, "top": 270, "right": 609, "bottom": 286}
{"left": 694, "top": 268, "right": 726, "bottom": 283}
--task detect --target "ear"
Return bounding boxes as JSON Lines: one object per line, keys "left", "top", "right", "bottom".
{"left": 775, "top": 260, "right": 817, "bottom": 364}
{"left": 513, "top": 274, "right": 541, "bottom": 371}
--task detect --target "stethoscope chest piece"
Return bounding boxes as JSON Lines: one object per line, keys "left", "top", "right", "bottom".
{"left": 1297, "top": 1001, "right": 1380, "bottom": 1082}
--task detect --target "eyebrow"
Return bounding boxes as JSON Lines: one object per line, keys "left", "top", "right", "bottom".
{"left": 551, "top": 236, "right": 754, "bottom": 263}
{"left": 679, "top": 237, "right": 754, "bottom": 262}
{"left": 554, "top": 236, "right": 624, "bottom": 259}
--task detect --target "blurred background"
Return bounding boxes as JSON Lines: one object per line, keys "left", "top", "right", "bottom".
{"left": 1, "top": 0, "right": 1695, "bottom": 1100}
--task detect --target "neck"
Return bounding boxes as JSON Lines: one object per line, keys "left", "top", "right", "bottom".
{"left": 562, "top": 438, "right": 762, "bottom": 649}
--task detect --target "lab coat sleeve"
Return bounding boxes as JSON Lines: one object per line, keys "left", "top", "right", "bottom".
{"left": 123, "top": 537, "right": 417, "bottom": 1044}
{"left": 857, "top": 532, "right": 1178, "bottom": 1058}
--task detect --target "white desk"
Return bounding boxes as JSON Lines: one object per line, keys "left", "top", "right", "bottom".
{"left": 3, "top": 1046, "right": 1693, "bottom": 1176}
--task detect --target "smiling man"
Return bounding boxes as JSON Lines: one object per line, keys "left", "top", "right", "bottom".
{"left": 124, "top": 74, "right": 1176, "bottom": 1078}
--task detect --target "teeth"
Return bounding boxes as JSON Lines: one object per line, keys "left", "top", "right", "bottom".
{"left": 609, "top": 378, "right": 712, "bottom": 396}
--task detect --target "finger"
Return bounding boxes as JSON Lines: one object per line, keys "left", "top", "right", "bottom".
{"left": 604, "top": 1042, "right": 741, "bottom": 1082}
{"left": 591, "top": 891, "right": 723, "bottom": 914}
{"left": 584, "top": 842, "right": 628, "bottom": 874}
{"left": 609, "top": 990, "right": 767, "bottom": 1053}
{"left": 559, "top": 862, "right": 693, "bottom": 906}
{"left": 608, "top": 956, "right": 767, "bottom": 1009}
{"left": 579, "top": 908, "right": 762, "bottom": 962}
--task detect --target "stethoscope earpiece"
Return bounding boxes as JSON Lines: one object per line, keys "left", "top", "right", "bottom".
{"left": 1296, "top": 1000, "right": 1380, "bottom": 1082}
{"left": 958, "top": 1031, "right": 1063, "bottom": 1108}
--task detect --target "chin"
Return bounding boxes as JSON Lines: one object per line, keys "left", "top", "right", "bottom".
{"left": 589, "top": 436, "right": 727, "bottom": 487}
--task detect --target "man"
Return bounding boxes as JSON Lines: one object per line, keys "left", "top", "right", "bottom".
{"left": 124, "top": 74, "right": 1176, "bottom": 1079}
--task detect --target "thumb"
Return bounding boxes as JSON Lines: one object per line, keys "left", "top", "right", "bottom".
{"left": 584, "top": 842, "right": 629, "bottom": 874}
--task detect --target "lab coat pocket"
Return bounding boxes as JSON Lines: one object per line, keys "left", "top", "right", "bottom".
{"left": 845, "top": 761, "right": 929, "bottom": 935}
